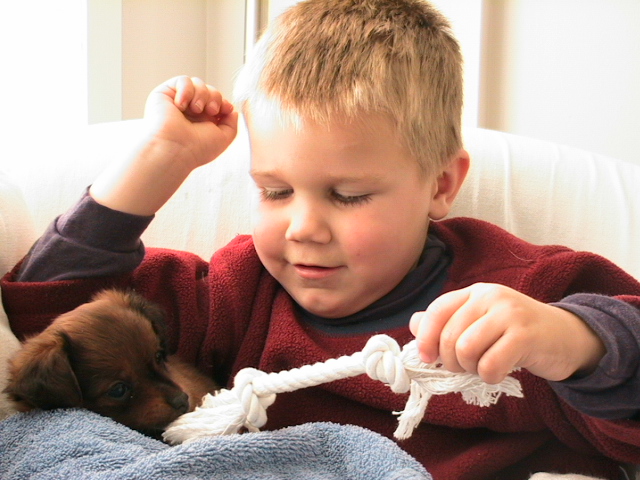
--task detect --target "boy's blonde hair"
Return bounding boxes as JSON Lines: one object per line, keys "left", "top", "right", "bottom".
{"left": 234, "top": 0, "right": 463, "bottom": 174}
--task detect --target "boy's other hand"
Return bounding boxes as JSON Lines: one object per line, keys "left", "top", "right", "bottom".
{"left": 144, "top": 76, "right": 239, "bottom": 171}
{"left": 409, "top": 283, "right": 606, "bottom": 384}
{"left": 90, "top": 76, "right": 238, "bottom": 216}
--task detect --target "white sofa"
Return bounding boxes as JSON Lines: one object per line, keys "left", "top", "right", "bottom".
{"left": 1, "top": 119, "right": 640, "bottom": 469}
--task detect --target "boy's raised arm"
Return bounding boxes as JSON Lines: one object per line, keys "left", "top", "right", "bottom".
{"left": 12, "top": 77, "right": 238, "bottom": 283}
{"left": 90, "top": 76, "right": 238, "bottom": 216}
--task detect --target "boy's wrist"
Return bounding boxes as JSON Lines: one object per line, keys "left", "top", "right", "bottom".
{"left": 552, "top": 295, "right": 638, "bottom": 383}
{"left": 90, "top": 136, "right": 195, "bottom": 216}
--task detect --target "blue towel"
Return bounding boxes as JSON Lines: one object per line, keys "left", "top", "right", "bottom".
{"left": 0, "top": 409, "right": 430, "bottom": 479}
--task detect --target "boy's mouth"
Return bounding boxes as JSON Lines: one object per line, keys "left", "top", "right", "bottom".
{"left": 293, "top": 264, "right": 342, "bottom": 280}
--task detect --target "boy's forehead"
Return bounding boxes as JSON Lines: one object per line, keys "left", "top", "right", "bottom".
{"left": 245, "top": 101, "right": 397, "bottom": 141}
{"left": 247, "top": 114, "right": 400, "bottom": 163}
{"left": 244, "top": 98, "right": 301, "bottom": 131}
{"left": 244, "top": 100, "right": 425, "bottom": 179}
{"left": 246, "top": 110, "right": 424, "bottom": 183}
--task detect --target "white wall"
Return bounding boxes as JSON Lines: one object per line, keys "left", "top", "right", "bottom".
{"left": 0, "top": 0, "right": 88, "bottom": 176}
{"left": 207, "top": 1, "right": 247, "bottom": 100}
{"left": 92, "top": 0, "right": 246, "bottom": 121}
{"left": 122, "top": 0, "right": 208, "bottom": 119}
{"left": 88, "top": 0, "right": 122, "bottom": 123}
{"left": 480, "top": 0, "right": 640, "bottom": 166}
{"left": 430, "top": 0, "right": 483, "bottom": 130}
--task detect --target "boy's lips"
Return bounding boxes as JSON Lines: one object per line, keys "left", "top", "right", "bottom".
{"left": 293, "top": 264, "right": 343, "bottom": 280}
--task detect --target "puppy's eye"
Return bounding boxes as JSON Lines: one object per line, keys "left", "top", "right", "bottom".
{"left": 107, "top": 382, "right": 131, "bottom": 400}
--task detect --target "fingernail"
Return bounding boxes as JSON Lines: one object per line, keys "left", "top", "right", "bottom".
{"left": 420, "top": 353, "right": 434, "bottom": 364}
{"left": 208, "top": 101, "right": 220, "bottom": 113}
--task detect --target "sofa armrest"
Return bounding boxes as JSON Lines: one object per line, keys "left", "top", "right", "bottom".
{"left": 455, "top": 128, "right": 640, "bottom": 281}
{"left": 0, "top": 169, "right": 35, "bottom": 419}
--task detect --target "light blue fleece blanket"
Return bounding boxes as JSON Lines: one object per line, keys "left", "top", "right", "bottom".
{"left": 0, "top": 409, "right": 430, "bottom": 479}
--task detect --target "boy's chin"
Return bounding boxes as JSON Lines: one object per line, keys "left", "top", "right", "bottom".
{"left": 294, "top": 294, "right": 367, "bottom": 319}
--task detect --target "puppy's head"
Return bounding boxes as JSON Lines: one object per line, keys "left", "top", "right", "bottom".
{"left": 4, "top": 290, "right": 190, "bottom": 433}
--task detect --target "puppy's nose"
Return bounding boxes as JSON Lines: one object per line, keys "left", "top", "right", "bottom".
{"left": 170, "top": 391, "right": 189, "bottom": 414}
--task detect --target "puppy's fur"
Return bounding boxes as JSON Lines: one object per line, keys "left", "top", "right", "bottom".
{"left": 4, "top": 289, "right": 216, "bottom": 434}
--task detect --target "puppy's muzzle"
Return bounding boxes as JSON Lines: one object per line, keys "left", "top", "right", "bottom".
{"left": 170, "top": 391, "right": 190, "bottom": 415}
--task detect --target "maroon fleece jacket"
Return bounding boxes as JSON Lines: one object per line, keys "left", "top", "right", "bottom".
{"left": 3, "top": 218, "right": 640, "bottom": 479}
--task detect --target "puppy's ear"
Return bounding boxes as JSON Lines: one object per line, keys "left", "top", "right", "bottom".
{"left": 124, "top": 291, "right": 168, "bottom": 346}
{"left": 4, "top": 332, "right": 83, "bottom": 410}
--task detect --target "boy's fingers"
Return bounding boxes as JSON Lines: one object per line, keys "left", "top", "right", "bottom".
{"left": 408, "top": 311, "right": 422, "bottom": 336}
{"left": 209, "top": 98, "right": 235, "bottom": 119}
{"left": 172, "top": 75, "right": 195, "bottom": 111}
{"left": 186, "top": 77, "right": 207, "bottom": 113}
{"left": 188, "top": 77, "right": 225, "bottom": 115}
{"left": 475, "top": 332, "right": 523, "bottom": 384}
{"left": 410, "top": 312, "right": 439, "bottom": 364}
{"left": 437, "top": 289, "right": 491, "bottom": 373}
{"left": 219, "top": 99, "right": 235, "bottom": 114}
{"left": 204, "top": 84, "right": 225, "bottom": 115}
{"left": 205, "top": 100, "right": 221, "bottom": 117}
{"left": 455, "top": 312, "right": 513, "bottom": 382}
{"left": 218, "top": 109, "right": 239, "bottom": 132}
{"left": 149, "top": 76, "right": 233, "bottom": 128}
{"left": 183, "top": 79, "right": 230, "bottom": 123}
{"left": 411, "top": 288, "right": 472, "bottom": 364}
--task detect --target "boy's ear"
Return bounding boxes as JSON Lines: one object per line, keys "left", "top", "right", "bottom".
{"left": 428, "top": 149, "right": 470, "bottom": 221}
{"left": 4, "top": 332, "right": 83, "bottom": 410}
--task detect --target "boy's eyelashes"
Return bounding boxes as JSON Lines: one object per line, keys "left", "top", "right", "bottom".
{"left": 259, "top": 188, "right": 292, "bottom": 202}
{"left": 258, "top": 188, "right": 372, "bottom": 206}
{"left": 332, "top": 191, "right": 372, "bottom": 206}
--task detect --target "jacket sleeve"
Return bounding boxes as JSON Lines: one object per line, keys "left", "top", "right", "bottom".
{"left": 16, "top": 189, "right": 153, "bottom": 282}
{"left": 551, "top": 293, "right": 640, "bottom": 419}
{"left": 519, "top": 250, "right": 640, "bottom": 466}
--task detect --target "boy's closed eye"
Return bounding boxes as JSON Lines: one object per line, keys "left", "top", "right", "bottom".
{"left": 259, "top": 187, "right": 293, "bottom": 202}
{"left": 329, "top": 190, "right": 372, "bottom": 206}
{"left": 258, "top": 187, "right": 372, "bottom": 206}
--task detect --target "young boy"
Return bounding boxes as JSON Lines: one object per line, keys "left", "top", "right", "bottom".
{"left": 3, "top": 1, "right": 640, "bottom": 478}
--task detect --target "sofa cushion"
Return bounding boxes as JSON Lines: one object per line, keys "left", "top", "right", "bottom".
{"left": 455, "top": 128, "right": 640, "bottom": 280}
{"left": 0, "top": 169, "right": 34, "bottom": 419}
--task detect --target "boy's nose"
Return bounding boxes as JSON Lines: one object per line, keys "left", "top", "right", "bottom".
{"left": 285, "top": 201, "right": 331, "bottom": 244}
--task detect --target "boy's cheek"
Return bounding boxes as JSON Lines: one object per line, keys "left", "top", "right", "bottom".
{"left": 252, "top": 208, "right": 280, "bottom": 239}
{"left": 252, "top": 217, "right": 286, "bottom": 265}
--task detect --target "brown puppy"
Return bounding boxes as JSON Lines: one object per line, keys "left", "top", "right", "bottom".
{"left": 4, "top": 289, "right": 216, "bottom": 434}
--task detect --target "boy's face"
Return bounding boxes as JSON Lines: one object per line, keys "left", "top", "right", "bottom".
{"left": 248, "top": 110, "right": 444, "bottom": 319}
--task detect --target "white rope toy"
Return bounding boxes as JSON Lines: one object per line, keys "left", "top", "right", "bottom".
{"left": 163, "top": 334, "right": 523, "bottom": 445}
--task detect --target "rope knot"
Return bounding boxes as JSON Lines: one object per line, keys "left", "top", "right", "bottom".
{"left": 233, "top": 368, "right": 276, "bottom": 431}
{"left": 361, "top": 335, "right": 411, "bottom": 393}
